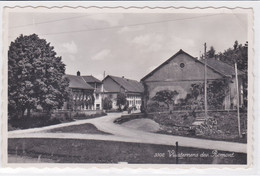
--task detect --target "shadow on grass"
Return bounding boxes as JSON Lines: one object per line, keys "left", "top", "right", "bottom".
{"left": 48, "top": 123, "right": 111, "bottom": 135}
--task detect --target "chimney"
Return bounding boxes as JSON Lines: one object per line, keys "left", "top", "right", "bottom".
{"left": 77, "top": 71, "right": 80, "bottom": 76}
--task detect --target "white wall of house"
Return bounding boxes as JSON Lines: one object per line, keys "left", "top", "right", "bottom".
{"left": 127, "top": 94, "right": 142, "bottom": 110}
{"left": 94, "top": 84, "right": 103, "bottom": 110}
{"left": 103, "top": 93, "right": 142, "bottom": 110}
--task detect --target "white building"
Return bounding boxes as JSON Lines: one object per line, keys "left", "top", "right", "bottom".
{"left": 82, "top": 75, "right": 103, "bottom": 110}
{"left": 102, "top": 75, "right": 144, "bottom": 110}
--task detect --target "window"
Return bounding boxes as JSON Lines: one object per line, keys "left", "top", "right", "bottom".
{"left": 180, "top": 63, "right": 185, "bottom": 68}
{"left": 96, "top": 93, "right": 99, "bottom": 99}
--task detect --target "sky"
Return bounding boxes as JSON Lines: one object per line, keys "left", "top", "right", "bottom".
{"left": 8, "top": 12, "right": 248, "bottom": 81}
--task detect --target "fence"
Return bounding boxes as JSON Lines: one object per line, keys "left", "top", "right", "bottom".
{"left": 147, "top": 104, "right": 236, "bottom": 113}
{"left": 52, "top": 109, "right": 105, "bottom": 120}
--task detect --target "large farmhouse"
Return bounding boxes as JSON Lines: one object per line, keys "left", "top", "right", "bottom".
{"left": 103, "top": 75, "right": 144, "bottom": 110}
{"left": 63, "top": 71, "right": 103, "bottom": 111}
{"left": 82, "top": 75, "right": 103, "bottom": 110}
{"left": 141, "top": 49, "right": 244, "bottom": 111}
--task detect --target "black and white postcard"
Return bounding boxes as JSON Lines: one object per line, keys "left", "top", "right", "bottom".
{"left": 2, "top": 6, "right": 254, "bottom": 168}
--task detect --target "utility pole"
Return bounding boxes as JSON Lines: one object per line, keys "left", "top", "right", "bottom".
{"left": 204, "top": 43, "right": 208, "bottom": 118}
{"left": 235, "top": 62, "right": 241, "bottom": 137}
{"left": 102, "top": 71, "right": 105, "bottom": 111}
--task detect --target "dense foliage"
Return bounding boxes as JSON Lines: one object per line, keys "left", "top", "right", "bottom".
{"left": 103, "top": 97, "right": 113, "bottom": 110}
{"left": 217, "top": 41, "right": 248, "bottom": 107}
{"left": 116, "top": 92, "right": 127, "bottom": 111}
{"left": 184, "top": 80, "right": 228, "bottom": 110}
{"left": 152, "top": 90, "right": 179, "bottom": 111}
{"left": 198, "top": 40, "right": 248, "bottom": 108}
{"left": 8, "top": 34, "right": 69, "bottom": 119}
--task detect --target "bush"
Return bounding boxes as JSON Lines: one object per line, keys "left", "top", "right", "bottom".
{"left": 146, "top": 102, "right": 166, "bottom": 112}
{"left": 195, "top": 117, "right": 224, "bottom": 136}
{"left": 123, "top": 102, "right": 129, "bottom": 111}
{"left": 8, "top": 112, "right": 60, "bottom": 130}
{"left": 150, "top": 112, "right": 195, "bottom": 127}
{"left": 103, "top": 97, "right": 113, "bottom": 110}
{"left": 73, "top": 111, "right": 107, "bottom": 120}
{"left": 73, "top": 112, "right": 87, "bottom": 119}
{"left": 114, "top": 113, "right": 146, "bottom": 124}
{"left": 152, "top": 111, "right": 247, "bottom": 142}
{"left": 51, "top": 111, "right": 72, "bottom": 122}
{"left": 105, "top": 109, "right": 121, "bottom": 113}
{"left": 207, "top": 111, "right": 247, "bottom": 136}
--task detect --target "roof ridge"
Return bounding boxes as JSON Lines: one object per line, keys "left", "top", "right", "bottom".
{"left": 80, "top": 76, "right": 94, "bottom": 88}
{"left": 140, "top": 49, "right": 240, "bottom": 81}
{"left": 66, "top": 74, "right": 76, "bottom": 76}
{"left": 141, "top": 49, "right": 197, "bottom": 81}
{"left": 204, "top": 57, "right": 244, "bottom": 75}
{"left": 82, "top": 75, "right": 102, "bottom": 83}
{"left": 107, "top": 75, "right": 127, "bottom": 91}
{"left": 110, "top": 75, "right": 138, "bottom": 82}
{"left": 65, "top": 74, "right": 94, "bottom": 90}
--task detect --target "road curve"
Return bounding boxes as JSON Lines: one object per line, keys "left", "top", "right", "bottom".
{"left": 8, "top": 113, "right": 247, "bottom": 153}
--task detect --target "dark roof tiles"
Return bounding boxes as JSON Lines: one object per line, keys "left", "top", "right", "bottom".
{"left": 201, "top": 57, "right": 244, "bottom": 76}
{"left": 82, "top": 75, "right": 102, "bottom": 83}
{"left": 65, "top": 74, "right": 94, "bottom": 90}
{"left": 105, "top": 75, "right": 144, "bottom": 93}
{"left": 141, "top": 49, "right": 245, "bottom": 81}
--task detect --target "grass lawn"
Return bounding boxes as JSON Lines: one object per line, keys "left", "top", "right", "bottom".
{"left": 48, "top": 123, "right": 111, "bottom": 135}
{"left": 8, "top": 111, "right": 107, "bottom": 131}
{"left": 8, "top": 138, "right": 246, "bottom": 164}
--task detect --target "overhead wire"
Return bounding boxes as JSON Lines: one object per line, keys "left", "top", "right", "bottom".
{"left": 10, "top": 13, "right": 222, "bottom": 37}
{"left": 9, "top": 14, "right": 96, "bottom": 29}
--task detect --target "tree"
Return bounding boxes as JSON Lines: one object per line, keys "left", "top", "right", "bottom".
{"left": 199, "top": 46, "right": 216, "bottom": 59}
{"left": 207, "top": 80, "right": 229, "bottom": 109}
{"left": 200, "top": 41, "right": 248, "bottom": 108}
{"left": 185, "top": 83, "right": 204, "bottom": 116}
{"left": 8, "top": 34, "right": 69, "bottom": 119}
{"left": 233, "top": 40, "right": 239, "bottom": 50}
{"left": 103, "top": 97, "right": 112, "bottom": 110}
{"left": 152, "top": 90, "right": 179, "bottom": 111}
{"left": 185, "top": 81, "right": 229, "bottom": 111}
{"left": 116, "top": 92, "right": 127, "bottom": 111}
{"left": 217, "top": 41, "right": 248, "bottom": 107}
{"left": 207, "top": 46, "right": 216, "bottom": 58}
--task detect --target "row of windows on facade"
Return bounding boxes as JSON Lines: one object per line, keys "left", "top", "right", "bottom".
{"left": 127, "top": 95, "right": 141, "bottom": 100}
{"left": 128, "top": 100, "right": 141, "bottom": 105}
{"left": 72, "top": 93, "right": 100, "bottom": 100}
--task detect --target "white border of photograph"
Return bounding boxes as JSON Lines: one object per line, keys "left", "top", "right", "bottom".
{"left": 0, "top": 1, "right": 259, "bottom": 176}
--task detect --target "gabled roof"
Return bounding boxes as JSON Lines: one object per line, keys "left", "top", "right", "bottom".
{"left": 65, "top": 74, "right": 94, "bottom": 90}
{"left": 82, "top": 75, "right": 102, "bottom": 83}
{"left": 103, "top": 75, "right": 144, "bottom": 93}
{"left": 141, "top": 49, "right": 244, "bottom": 81}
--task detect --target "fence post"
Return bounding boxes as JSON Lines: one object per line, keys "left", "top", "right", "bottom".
{"left": 176, "top": 141, "right": 179, "bottom": 164}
